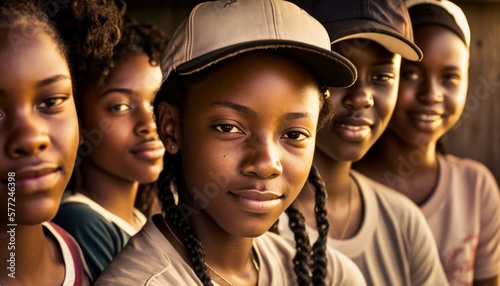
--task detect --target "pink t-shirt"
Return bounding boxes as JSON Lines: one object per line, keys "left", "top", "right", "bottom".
{"left": 421, "top": 154, "right": 500, "bottom": 285}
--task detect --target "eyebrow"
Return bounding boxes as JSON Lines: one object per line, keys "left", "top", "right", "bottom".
{"left": 0, "top": 75, "right": 70, "bottom": 96}
{"left": 209, "top": 101, "right": 312, "bottom": 121}
{"left": 35, "top": 75, "right": 71, "bottom": 89}
{"left": 100, "top": 88, "right": 134, "bottom": 98}
{"left": 210, "top": 101, "right": 256, "bottom": 118}
{"left": 373, "top": 59, "right": 397, "bottom": 66}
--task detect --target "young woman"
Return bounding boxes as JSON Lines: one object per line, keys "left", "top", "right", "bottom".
{"left": 96, "top": 0, "right": 366, "bottom": 285}
{"left": 52, "top": 18, "right": 168, "bottom": 281}
{"left": 355, "top": 1, "right": 500, "bottom": 285}
{"left": 280, "top": 0, "right": 447, "bottom": 285}
{"left": 0, "top": 0, "right": 120, "bottom": 284}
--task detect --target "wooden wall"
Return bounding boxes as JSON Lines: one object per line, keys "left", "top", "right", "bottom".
{"left": 127, "top": 1, "right": 500, "bottom": 185}
{"left": 442, "top": 2, "right": 500, "bottom": 185}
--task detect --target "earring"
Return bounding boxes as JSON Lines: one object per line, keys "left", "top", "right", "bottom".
{"left": 171, "top": 145, "right": 175, "bottom": 149}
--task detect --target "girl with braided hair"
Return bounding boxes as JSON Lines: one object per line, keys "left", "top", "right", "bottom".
{"left": 280, "top": 0, "right": 448, "bottom": 285}
{"left": 52, "top": 17, "right": 168, "bottom": 280}
{"left": 96, "top": 0, "right": 365, "bottom": 285}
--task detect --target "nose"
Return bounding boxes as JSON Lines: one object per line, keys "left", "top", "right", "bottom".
{"left": 418, "top": 77, "right": 444, "bottom": 104}
{"left": 342, "top": 80, "right": 374, "bottom": 110}
{"left": 134, "top": 102, "right": 157, "bottom": 136}
{"left": 240, "top": 134, "right": 283, "bottom": 179}
{"left": 6, "top": 114, "right": 50, "bottom": 158}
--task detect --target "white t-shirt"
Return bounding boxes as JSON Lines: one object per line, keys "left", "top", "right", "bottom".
{"left": 96, "top": 214, "right": 366, "bottom": 285}
{"left": 279, "top": 170, "right": 448, "bottom": 286}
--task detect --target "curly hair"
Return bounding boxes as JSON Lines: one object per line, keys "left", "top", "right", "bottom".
{"left": 113, "top": 16, "right": 168, "bottom": 67}
{"left": 153, "top": 51, "right": 334, "bottom": 285}
{"left": 36, "top": 0, "right": 124, "bottom": 93}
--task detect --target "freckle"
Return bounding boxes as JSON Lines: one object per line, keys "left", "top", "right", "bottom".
{"left": 475, "top": 39, "right": 482, "bottom": 48}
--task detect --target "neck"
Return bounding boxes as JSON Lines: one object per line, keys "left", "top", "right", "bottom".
{"left": 354, "top": 130, "right": 440, "bottom": 204}
{"left": 80, "top": 160, "right": 139, "bottom": 225}
{"left": 0, "top": 224, "right": 64, "bottom": 286}
{"left": 161, "top": 207, "right": 258, "bottom": 286}
{"left": 295, "top": 149, "right": 362, "bottom": 240}
{"left": 312, "top": 148, "right": 353, "bottom": 198}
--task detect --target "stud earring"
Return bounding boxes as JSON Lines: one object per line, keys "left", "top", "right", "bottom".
{"left": 171, "top": 145, "right": 175, "bottom": 149}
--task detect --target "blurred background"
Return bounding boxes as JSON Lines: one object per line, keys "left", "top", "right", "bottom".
{"left": 126, "top": 0, "right": 500, "bottom": 185}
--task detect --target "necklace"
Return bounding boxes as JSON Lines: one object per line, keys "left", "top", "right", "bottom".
{"left": 163, "top": 216, "right": 260, "bottom": 286}
{"left": 330, "top": 178, "right": 354, "bottom": 240}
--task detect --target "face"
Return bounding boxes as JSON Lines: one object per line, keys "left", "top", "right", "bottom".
{"left": 390, "top": 25, "right": 469, "bottom": 147}
{"left": 160, "top": 52, "right": 322, "bottom": 237}
{"left": 316, "top": 40, "right": 401, "bottom": 162}
{"left": 80, "top": 54, "right": 164, "bottom": 184}
{"left": 0, "top": 34, "right": 79, "bottom": 225}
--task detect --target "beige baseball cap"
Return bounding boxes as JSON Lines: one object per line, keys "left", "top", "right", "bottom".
{"left": 161, "top": 0, "right": 357, "bottom": 88}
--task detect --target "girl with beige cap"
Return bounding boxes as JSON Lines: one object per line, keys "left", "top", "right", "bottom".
{"left": 96, "top": 0, "right": 366, "bottom": 285}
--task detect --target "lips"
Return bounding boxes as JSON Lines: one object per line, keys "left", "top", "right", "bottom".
{"left": 409, "top": 110, "right": 444, "bottom": 131}
{"left": 131, "top": 140, "right": 165, "bottom": 160}
{"left": 411, "top": 113, "right": 442, "bottom": 122}
{"left": 333, "top": 117, "right": 373, "bottom": 142}
{"left": 1, "top": 163, "right": 62, "bottom": 193}
{"left": 229, "top": 189, "right": 283, "bottom": 214}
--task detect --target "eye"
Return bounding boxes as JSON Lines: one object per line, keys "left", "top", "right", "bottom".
{"left": 402, "top": 70, "right": 421, "bottom": 81}
{"left": 442, "top": 74, "right": 461, "bottom": 85}
{"left": 371, "top": 73, "right": 395, "bottom": 84}
{"left": 37, "top": 96, "right": 68, "bottom": 109}
{"left": 214, "top": 124, "right": 243, "bottom": 134}
{"left": 283, "top": 130, "right": 309, "bottom": 141}
{"left": 109, "top": 103, "right": 131, "bottom": 112}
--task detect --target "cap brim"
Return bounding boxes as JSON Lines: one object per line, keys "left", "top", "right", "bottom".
{"left": 175, "top": 40, "right": 357, "bottom": 88}
{"left": 324, "top": 20, "right": 423, "bottom": 61}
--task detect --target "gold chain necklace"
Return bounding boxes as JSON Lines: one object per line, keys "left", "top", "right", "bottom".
{"left": 330, "top": 179, "right": 354, "bottom": 240}
{"left": 163, "top": 216, "right": 260, "bottom": 286}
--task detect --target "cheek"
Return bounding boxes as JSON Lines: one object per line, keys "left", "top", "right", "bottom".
{"left": 57, "top": 110, "right": 80, "bottom": 166}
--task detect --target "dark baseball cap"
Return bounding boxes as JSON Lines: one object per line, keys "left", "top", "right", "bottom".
{"left": 405, "top": 0, "right": 470, "bottom": 47}
{"left": 291, "top": 0, "right": 423, "bottom": 61}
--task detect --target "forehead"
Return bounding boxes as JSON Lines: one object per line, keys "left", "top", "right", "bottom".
{"left": 104, "top": 54, "right": 162, "bottom": 93}
{"left": 0, "top": 33, "right": 69, "bottom": 86}
{"left": 332, "top": 40, "right": 398, "bottom": 64}
{"left": 412, "top": 25, "right": 469, "bottom": 70}
{"left": 184, "top": 52, "right": 321, "bottom": 117}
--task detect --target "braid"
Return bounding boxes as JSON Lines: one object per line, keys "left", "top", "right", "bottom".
{"left": 156, "top": 153, "right": 212, "bottom": 285}
{"left": 285, "top": 204, "right": 313, "bottom": 286}
{"left": 308, "top": 165, "right": 329, "bottom": 285}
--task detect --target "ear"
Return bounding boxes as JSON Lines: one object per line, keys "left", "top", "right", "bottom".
{"left": 158, "top": 101, "right": 181, "bottom": 155}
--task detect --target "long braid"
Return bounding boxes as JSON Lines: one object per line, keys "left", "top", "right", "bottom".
{"left": 157, "top": 154, "right": 213, "bottom": 285}
{"left": 285, "top": 204, "right": 313, "bottom": 286}
{"left": 154, "top": 71, "right": 215, "bottom": 285}
{"left": 308, "top": 165, "right": 329, "bottom": 285}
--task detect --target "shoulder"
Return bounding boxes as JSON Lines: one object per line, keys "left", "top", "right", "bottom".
{"left": 351, "top": 171, "right": 432, "bottom": 242}
{"left": 255, "top": 231, "right": 296, "bottom": 261}
{"left": 326, "top": 248, "right": 367, "bottom": 286}
{"left": 439, "top": 154, "right": 499, "bottom": 188}
{"left": 257, "top": 232, "right": 366, "bottom": 285}
{"left": 43, "top": 222, "right": 93, "bottom": 286}
{"left": 96, "top": 215, "right": 198, "bottom": 286}
{"left": 53, "top": 200, "right": 116, "bottom": 234}
{"left": 351, "top": 170, "right": 423, "bottom": 218}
